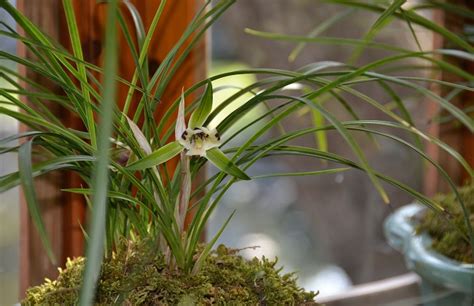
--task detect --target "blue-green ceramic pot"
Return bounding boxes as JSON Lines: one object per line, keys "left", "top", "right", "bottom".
{"left": 384, "top": 204, "right": 474, "bottom": 306}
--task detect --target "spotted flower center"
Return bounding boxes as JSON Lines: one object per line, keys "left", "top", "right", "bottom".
{"left": 178, "top": 127, "right": 220, "bottom": 156}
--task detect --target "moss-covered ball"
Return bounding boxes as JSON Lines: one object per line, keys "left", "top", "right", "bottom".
{"left": 417, "top": 183, "right": 474, "bottom": 263}
{"left": 24, "top": 240, "right": 318, "bottom": 305}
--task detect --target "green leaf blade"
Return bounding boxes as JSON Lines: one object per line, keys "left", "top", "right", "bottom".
{"left": 252, "top": 167, "right": 350, "bottom": 179}
{"left": 189, "top": 81, "right": 213, "bottom": 128}
{"left": 205, "top": 148, "right": 250, "bottom": 180}
{"left": 63, "top": 0, "right": 96, "bottom": 147}
{"left": 18, "top": 141, "right": 57, "bottom": 264}
{"left": 127, "top": 141, "right": 184, "bottom": 171}
{"left": 79, "top": 0, "right": 119, "bottom": 304}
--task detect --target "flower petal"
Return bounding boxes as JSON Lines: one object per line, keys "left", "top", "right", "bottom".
{"left": 126, "top": 115, "right": 152, "bottom": 154}
{"left": 178, "top": 126, "right": 222, "bottom": 157}
{"left": 175, "top": 89, "right": 186, "bottom": 141}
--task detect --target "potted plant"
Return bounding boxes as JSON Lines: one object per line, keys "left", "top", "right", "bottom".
{"left": 385, "top": 184, "right": 474, "bottom": 306}
{"left": 1, "top": 0, "right": 473, "bottom": 304}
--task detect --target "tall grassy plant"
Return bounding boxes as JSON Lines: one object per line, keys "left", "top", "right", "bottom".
{"left": 0, "top": 0, "right": 473, "bottom": 303}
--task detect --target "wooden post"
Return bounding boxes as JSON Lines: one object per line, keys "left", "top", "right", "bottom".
{"left": 17, "top": 1, "right": 65, "bottom": 295}
{"left": 18, "top": 0, "right": 206, "bottom": 297}
{"left": 423, "top": 0, "right": 473, "bottom": 195}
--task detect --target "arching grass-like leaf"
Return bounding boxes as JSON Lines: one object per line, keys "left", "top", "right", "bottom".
{"left": 127, "top": 141, "right": 184, "bottom": 171}
{"left": 349, "top": 0, "right": 406, "bottom": 64}
{"left": 288, "top": 8, "right": 354, "bottom": 62}
{"left": 205, "top": 148, "right": 250, "bottom": 180}
{"left": 18, "top": 140, "right": 57, "bottom": 264}
{"left": 319, "top": 0, "right": 474, "bottom": 53}
{"left": 79, "top": 0, "right": 119, "bottom": 304}
{"left": 252, "top": 167, "right": 350, "bottom": 179}
{"left": 189, "top": 81, "right": 213, "bottom": 129}
{"left": 63, "top": 0, "right": 96, "bottom": 147}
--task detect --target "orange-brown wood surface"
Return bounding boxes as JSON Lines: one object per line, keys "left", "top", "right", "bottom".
{"left": 423, "top": 7, "right": 444, "bottom": 197}
{"left": 18, "top": 0, "right": 206, "bottom": 297}
{"left": 17, "top": 0, "right": 65, "bottom": 296}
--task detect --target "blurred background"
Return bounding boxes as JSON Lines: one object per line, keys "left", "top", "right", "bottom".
{"left": 0, "top": 1, "right": 20, "bottom": 304}
{"left": 0, "top": 0, "right": 447, "bottom": 304}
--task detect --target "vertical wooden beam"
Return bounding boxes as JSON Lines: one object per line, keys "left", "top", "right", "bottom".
{"left": 18, "top": 0, "right": 206, "bottom": 297}
{"left": 424, "top": 0, "right": 473, "bottom": 195}
{"left": 423, "top": 8, "right": 445, "bottom": 197}
{"left": 460, "top": 1, "right": 474, "bottom": 182}
{"left": 17, "top": 0, "right": 65, "bottom": 296}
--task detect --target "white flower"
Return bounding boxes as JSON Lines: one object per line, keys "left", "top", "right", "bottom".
{"left": 175, "top": 90, "right": 221, "bottom": 157}
{"left": 178, "top": 127, "right": 221, "bottom": 157}
{"left": 167, "top": 87, "right": 249, "bottom": 180}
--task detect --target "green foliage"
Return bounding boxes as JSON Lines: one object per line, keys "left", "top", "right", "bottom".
{"left": 126, "top": 141, "right": 184, "bottom": 171}
{"left": 417, "top": 183, "right": 474, "bottom": 263}
{"left": 1, "top": 0, "right": 473, "bottom": 303}
{"left": 205, "top": 147, "right": 250, "bottom": 181}
{"left": 78, "top": 0, "right": 119, "bottom": 304}
{"left": 23, "top": 240, "right": 318, "bottom": 305}
{"left": 189, "top": 81, "right": 213, "bottom": 129}
{"left": 246, "top": 0, "right": 474, "bottom": 269}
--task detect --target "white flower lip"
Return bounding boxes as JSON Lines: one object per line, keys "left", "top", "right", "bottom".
{"left": 175, "top": 90, "right": 220, "bottom": 156}
{"left": 178, "top": 126, "right": 221, "bottom": 157}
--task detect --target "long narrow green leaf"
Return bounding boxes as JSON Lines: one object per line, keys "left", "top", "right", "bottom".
{"left": 289, "top": 8, "right": 354, "bottom": 62}
{"left": 121, "top": 0, "right": 146, "bottom": 49}
{"left": 311, "top": 108, "right": 328, "bottom": 152}
{"left": 18, "top": 141, "right": 57, "bottom": 264}
{"left": 189, "top": 81, "right": 213, "bottom": 128}
{"left": 191, "top": 211, "right": 235, "bottom": 275}
{"left": 79, "top": 0, "right": 119, "bottom": 304}
{"left": 121, "top": 0, "right": 167, "bottom": 118}
{"left": 267, "top": 145, "right": 444, "bottom": 212}
{"left": 413, "top": 1, "right": 474, "bottom": 20}
{"left": 205, "top": 148, "right": 250, "bottom": 180}
{"left": 150, "top": 1, "right": 233, "bottom": 113}
{"left": 252, "top": 167, "right": 350, "bottom": 179}
{"left": 126, "top": 141, "right": 183, "bottom": 171}
{"left": 281, "top": 95, "right": 390, "bottom": 203}
{"left": 1, "top": 2, "right": 100, "bottom": 125}
{"left": 1, "top": 155, "right": 95, "bottom": 192}
{"left": 63, "top": 0, "right": 96, "bottom": 147}
{"left": 320, "top": 0, "right": 474, "bottom": 53}
{"left": 0, "top": 107, "right": 89, "bottom": 151}
{"left": 400, "top": 7, "right": 423, "bottom": 52}
{"left": 349, "top": 0, "right": 406, "bottom": 64}
{"left": 244, "top": 29, "right": 474, "bottom": 78}
{"left": 62, "top": 188, "right": 156, "bottom": 215}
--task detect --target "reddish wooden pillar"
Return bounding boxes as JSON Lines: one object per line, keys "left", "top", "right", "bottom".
{"left": 18, "top": 0, "right": 206, "bottom": 297}
{"left": 17, "top": 1, "right": 65, "bottom": 295}
{"left": 423, "top": 8, "right": 444, "bottom": 197}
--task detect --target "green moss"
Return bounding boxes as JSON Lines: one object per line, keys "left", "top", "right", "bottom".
{"left": 23, "top": 240, "right": 318, "bottom": 305}
{"left": 417, "top": 183, "right": 474, "bottom": 263}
